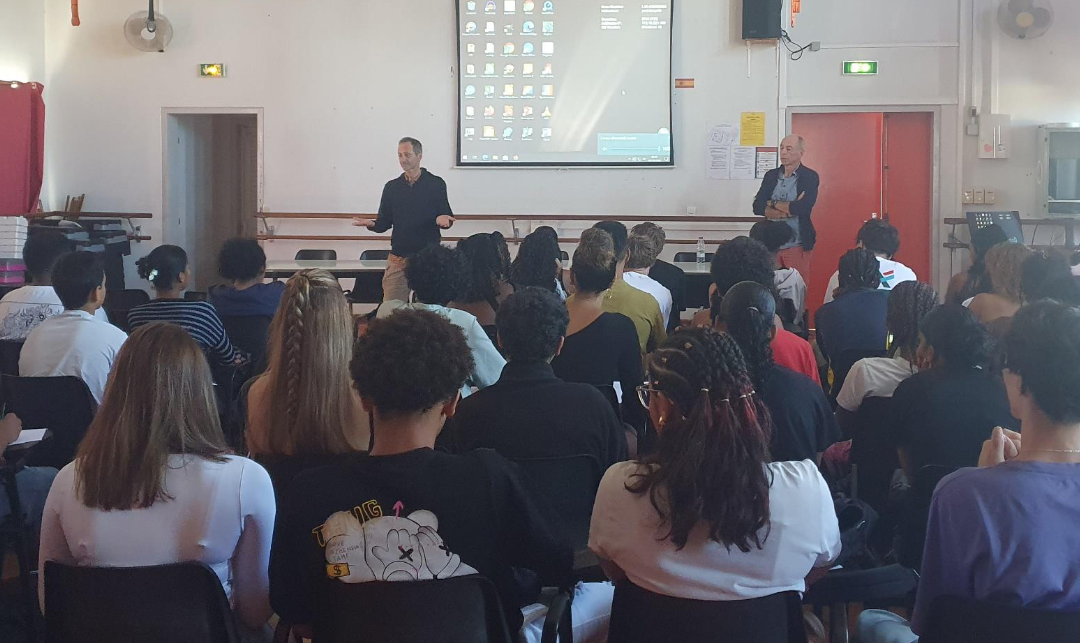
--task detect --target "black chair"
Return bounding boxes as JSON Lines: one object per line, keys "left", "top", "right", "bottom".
{"left": 848, "top": 396, "right": 899, "bottom": 512}
{"left": 184, "top": 291, "right": 208, "bottom": 301}
{"left": 296, "top": 249, "right": 337, "bottom": 261}
{"left": 803, "top": 564, "right": 919, "bottom": 641}
{"left": 609, "top": 581, "right": 807, "bottom": 643}
{"left": 922, "top": 594, "right": 1080, "bottom": 643}
{"left": 897, "top": 464, "right": 958, "bottom": 571}
{"left": 221, "top": 315, "right": 272, "bottom": 374}
{"left": 830, "top": 348, "right": 888, "bottom": 401}
{"left": 359, "top": 249, "right": 390, "bottom": 260}
{"left": 103, "top": 288, "right": 150, "bottom": 332}
{"left": 1, "top": 375, "right": 95, "bottom": 469}
{"left": 307, "top": 574, "right": 569, "bottom": 643}
{"left": 510, "top": 454, "right": 602, "bottom": 551}
{"left": 559, "top": 250, "right": 569, "bottom": 261}
{"left": 44, "top": 561, "right": 240, "bottom": 643}
{"left": 0, "top": 339, "right": 22, "bottom": 376}
{"left": 0, "top": 461, "right": 38, "bottom": 639}
{"left": 673, "top": 252, "right": 715, "bottom": 263}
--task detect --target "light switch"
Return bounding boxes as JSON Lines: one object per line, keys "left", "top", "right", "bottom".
{"left": 985, "top": 190, "right": 997, "bottom": 204}
{"left": 974, "top": 189, "right": 986, "bottom": 204}
{"left": 963, "top": 190, "right": 975, "bottom": 204}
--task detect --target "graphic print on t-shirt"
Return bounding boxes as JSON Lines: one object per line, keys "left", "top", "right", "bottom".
{"left": 313, "top": 501, "right": 478, "bottom": 583}
{"left": 1, "top": 303, "right": 58, "bottom": 339}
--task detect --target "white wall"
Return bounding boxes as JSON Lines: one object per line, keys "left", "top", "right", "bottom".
{"left": 0, "top": 0, "right": 45, "bottom": 83}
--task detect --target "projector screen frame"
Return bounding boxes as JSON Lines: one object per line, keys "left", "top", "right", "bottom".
{"left": 453, "top": 0, "right": 675, "bottom": 169}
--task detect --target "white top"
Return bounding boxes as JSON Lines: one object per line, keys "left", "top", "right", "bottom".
{"left": 376, "top": 301, "right": 506, "bottom": 395}
{"left": 0, "top": 286, "right": 109, "bottom": 340}
{"left": 38, "top": 455, "right": 276, "bottom": 628}
{"left": 589, "top": 460, "right": 841, "bottom": 601}
{"left": 19, "top": 310, "right": 128, "bottom": 405}
{"left": 624, "top": 271, "right": 673, "bottom": 328}
{"left": 836, "top": 355, "right": 917, "bottom": 413}
{"left": 774, "top": 268, "right": 807, "bottom": 316}
{"left": 823, "top": 257, "right": 918, "bottom": 304}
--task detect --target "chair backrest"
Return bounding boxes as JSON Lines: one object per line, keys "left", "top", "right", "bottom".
{"left": 103, "top": 289, "right": 150, "bottom": 333}
{"left": 359, "top": 249, "right": 390, "bottom": 261}
{"left": 184, "top": 291, "right": 208, "bottom": 301}
{"left": 673, "top": 251, "right": 715, "bottom": 263}
{"left": 1, "top": 375, "right": 96, "bottom": 468}
{"left": 221, "top": 315, "right": 272, "bottom": 374}
{"left": 830, "top": 349, "right": 888, "bottom": 399}
{"left": 921, "top": 594, "right": 1080, "bottom": 643}
{"left": 559, "top": 250, "right": 569, "bottom": 261}
{"left": 849, "top": 396, "right": 899, "bottom": 510}
{"left": 0, "top": 340, "right": 23, "bottom": 377}
{"left": 254, "top": 452, "right": 356, "bottom": 503}
{"left": 44, "top": 561, "right": 239, "bottom": 643}
{"left": 609, "top": 581, "right": 807, "bottom": 643}
{"left": 898, "top": 464, "right": 958, "bottom": 571}
{"left": 296, "top": 249, "right": 337, "bottom": 261}
{"left": 593, "top": 384, "right": 623, "bottom": 421}
{"left": 315, "top": 575, "right": 513, "bottom": 643}
{"left": 509, "top": 454, "right": 602, "bottom": 550}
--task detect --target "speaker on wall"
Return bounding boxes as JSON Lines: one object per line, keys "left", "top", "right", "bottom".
{"left": 743, "top": 0, "right": 782, "bottom": 40}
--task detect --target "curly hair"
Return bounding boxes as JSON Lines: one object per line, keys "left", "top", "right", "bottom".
{"left": 984, "top": 242, "right": 1032, "bottom": 303}
{"left": 137, "top": 245, "right": 188, "bottom": 290}
{"left": 748, "top": 220, "right": 794, "bottom": 254}
{"left": 920, "top": 304, "right": 993, "bottom": 369}
{"left": 718, "top": 281, "right": 777, "bottom": 391}
{"left": 571, "top": 228, "right": 617, "bottom": 294}
{"left": 1005, "top": 301, "right": 1080, "bottom": 424}
{"left": 456, "top": 233, "right": 509, "bottom": 309}
{"left": 857, "top": 219, "right": 901, "bottom": 258}
{"left": 629, "top": 327, "right": 773, "bottom": 551}
{"left": 217, "top": 238, "right": 266, "bottom": 283}
{"left": 626, "top": 231, "right": 663, "bottom": 271}
{"left": 885, "top": 281, "right": 938, "bottom": 359}
{"left": 491, "top": 231, "right": 512, "bottom": 276}
{"left": 1020, "top": 251, "right": 1080, "bottom": 306}
{"left": 405, "top": 244, "right": 468, "bottom": 305}
{"left": 594, "top": 221, "right": 629, "bottom": 261}
{"left": 351, "top": 309, "right": 474, "bottom": 415}
{"left": 495, "top": 287, "right": 569, "bottom": 362}
{"left": 709, "top": 236, "right": 776, "bottom": 298}
{"left": 510, "top": 227, "right": 561, "bottom": 292}
{"left": 836, "top": 248, "right": 882, "bottom": 294}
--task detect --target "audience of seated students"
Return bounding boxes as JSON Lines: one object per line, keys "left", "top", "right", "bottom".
{"left": 207, "top": 237, "right": 285, "bottom": 319}
{"left": 749, "top": 219, "right": 807, "bottom": 322}
{"left": 442, "top": 287, "right": 630, "bottom": 466}
{"left": 635, "top": 222, "right": 686, "bottom": 332}
{"left": 129, "top": 245, "right": 243, "bottom": 368}
{"left": 889, "top": 304, "right": 1017, "bottom": 477}
{"left": 0, "top": 231, "right": 108, "bottom": 340}
{"left": 377, "top": 244, "right": 505, "bottom": 395}
{"left": 945, "top": 223, "right": 1009, "bottom": 305}
{"left": 623, "top": 228, "right": 673, "bottom": 329}
{"left": 270, "top": 309, "right": 612, "bottom": 643}
{"left": 245, "top": 270, "right": 369, "bottom": 493}
{"left": 38, "top": 323, "right": 275, "bottom": 637}
{"left": 19, "top": 252, "right": 127, "bottom": 405}
{"left": 449, "top": 232, "right": 516, "bottom": 338}
{"left": 589, "top": 327, "right": 840, "bottom": 601}
{"left": 835, "top": 281, "right": 938, "bottom": 434}
{"left": 0, "top": 413, "right": 57, "bottom": 536}
{"left": 592, "top": 221, "right": 666, "bottom": 355}
{"left": 815, "top": 248, "right": 890, "bottom": 378}
{"left": 859, "top": 301, "right": 1080, "bottom": 643}
{"left": 823, "top": 219, "right": 916, "bottom": 304}
{"left": 511, "top": 226, "right": 566, "bottom": 299}
{"left": 551, "top": 228, "right": 645, "bottom": 431}
{"left": 716, "top": 281, "right": 840, "bottom": 463}
{"left": 694, "top": 236, "right": 820, "bottom": 383}
{"left": 1020, "top": 249, "right": 1080, "bottom": 306}
{"left": 968, "top": 241, "right": 1032, "bottom": 327}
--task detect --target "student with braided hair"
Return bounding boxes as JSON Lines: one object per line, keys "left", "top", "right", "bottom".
{"left": 718, "top": 281, "right": 840, "bottom": 463}
{"left": 450, "top": 233, "right": 516, "bottom": 338}
{"left": 815, "top": 248, "right": 890, "bottom": 383}
{"left": 589, "top": 327, "right": 840, "bottom": 602}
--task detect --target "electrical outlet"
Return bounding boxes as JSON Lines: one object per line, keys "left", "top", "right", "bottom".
{"left": 686, "top": 206, "right": 697, "bottom": 215}
{"left": 985, "top": 190, "right": 997, "bottom": 204}
{"left": 963, "top": 190, "right": 975, "bottom": 204}
{"left": 974, "top": 189, "right": 986, "bottom": 205}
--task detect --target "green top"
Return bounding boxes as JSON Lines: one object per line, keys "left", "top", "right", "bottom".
{"left": 597, "top": 280, "right": 667, "bottom": 356}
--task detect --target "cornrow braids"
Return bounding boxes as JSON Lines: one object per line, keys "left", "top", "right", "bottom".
{"left": 456, "top": 233, "right": 506, "bottom": 311}
{"left": 885, "top": 281, "right": 937, "bottom": 359}
{"left": 836, "top": 248, "right": 882, "bottom": 296}
{"left": 629, "top": 327, "right": 773, "bottom": 552}
{"left": 719, "top": 281, "right": 778, "bottom": 392}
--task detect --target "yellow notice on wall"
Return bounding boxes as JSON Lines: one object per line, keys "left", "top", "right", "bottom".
{"left": 740, "top": 112, "right": 766, "bottom": 147}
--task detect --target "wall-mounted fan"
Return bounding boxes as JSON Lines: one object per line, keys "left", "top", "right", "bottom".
{"left": 124, "top": 0, "right": 173, "bottom": 52}
{"left": 997, "top": 0, "right": 1054, "bottom": 40}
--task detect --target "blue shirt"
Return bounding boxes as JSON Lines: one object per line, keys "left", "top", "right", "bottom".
{"left": 814, "top": 288, "right": 889, "bottom": 369}
{"left": 208, "top": 281, "right": 285, "bottom": 319}
{"left": 771, "top": 172, "right": 801, "bottom": 249}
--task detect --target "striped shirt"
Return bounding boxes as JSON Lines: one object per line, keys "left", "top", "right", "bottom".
{"left": 127, "top": 299, "right": 239, "bottom": 366}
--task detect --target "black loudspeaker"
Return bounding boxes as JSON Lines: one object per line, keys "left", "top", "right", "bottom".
{"left": 743, "top": 0, "right": 782, "bottom": 40}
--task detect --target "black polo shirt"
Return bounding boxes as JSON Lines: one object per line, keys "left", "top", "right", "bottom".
{"left": 373, "top": 168, "right": 453, "bottom": 257}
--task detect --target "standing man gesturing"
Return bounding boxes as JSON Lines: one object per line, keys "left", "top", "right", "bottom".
{"left": 752, "top": 135, "right": 820, "bottom": 282}
{"left": 354, "top": 137, "right": 456, "bottom": 302}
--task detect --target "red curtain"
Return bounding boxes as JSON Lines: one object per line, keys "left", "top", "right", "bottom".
{"left": 0, "top": 82, "right": 45, "bottom": 215}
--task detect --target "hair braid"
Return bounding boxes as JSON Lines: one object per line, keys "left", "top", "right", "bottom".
{"left": 282, "top": 273, "right": 310, "bottom": 428}
{"left": 885, "top": 281, "right": 937, "bottom": 358}
{"left": 837, "top": 248, "right": 882, "bottom": 295}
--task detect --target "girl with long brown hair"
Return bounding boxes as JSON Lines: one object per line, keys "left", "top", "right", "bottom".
{"left": 38, "top": 322, "right": 275, "bottom": 634}
{"left": 588, "top": 327, "right": 839, "bottom": 601}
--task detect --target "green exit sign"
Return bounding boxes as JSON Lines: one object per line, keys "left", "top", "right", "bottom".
{"left": 843, "top": 61, "right": 878, "bottom": 75}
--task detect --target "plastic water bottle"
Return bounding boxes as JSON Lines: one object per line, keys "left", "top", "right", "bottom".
{"left": 696, "top": 237, "right": 706, "bottom": 264}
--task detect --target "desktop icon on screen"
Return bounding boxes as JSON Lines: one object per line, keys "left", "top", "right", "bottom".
{"left": 522, "top": 62, "right": 534, "bottom": 74}
{"left": 503, "top": 105, "right": 514, "bottom": 117}
{"left": 523, "top": 21, "right": 535, "bottom": 33}
{"left": 503, "top": 42, "right": 515, "bottom": 54}
{"left": 503, "top": 83, "right": 515, "bottom": 96}
{"left": 522, "top": 85, "right": 534, "bottom": 96}
{"left": 483, "top": 126, "right": 496, "bottom": 137}
{"left": 542, "top": 127, "right": 552, "bottom": 138}
{"left": 485, "top": 0, "right": 496, "bottom": 11}
{"left": 465, "top": 21, "right": 477, "bottom": 33}
{"left": 542, "top": 21, "right": 553, "bottom": 33}
{"left": 542, "top": 106, "right": 552, "bottom": 117}
{"left": 465, "top": 63, "right": 475, "bottom": 74}
{"left": 541, "top": 41, "right": 554, "bottom": 55}
{"left": 467, "top": 43, "right": 476, "bottom": 53}
{"left": 464, "top": 127, "right": 475, "bottom": 137}
{"left": 523, "top": 0, "right": 535, "bottom": 10}
{"left": 485, "top": 42, "right": 496, "bottom": 54}
{"left": 523, "top": 127, "right": 534, "bottom": 138}
{"left": 484, "top": 85, "right": 495, "bottom": 97}
{"left": 464, "top": 85, "right": 476, "bottom": 96}
{"left": 542, "top": 1, "right": 553, "bottom": 13}
{"left": 467, "top": 1, "right": 476, "bottom": 10}
{"left": 484, "top": 104, "right": 496, "bottom": 116}
{"left": 503, "top": 127, "right": 514, "bottom": 138}
{"left": 504, "top": 0, "right": 516, "bottom": 12}
{"left": 485, "top": 21, "right": 495, "bottom": 33}
{"left": 504, "top": 24, "right": 514, "bottom": 35}
{"left": 541, "top": 84, "right": 553, "bottom": 96}
{"left": 522, "top": 106, "right": 534, "bottom": 117}
{"left": 541, "top": 63, "right": 552, "bottom": 75}
{"left": 485, "top": 62, "right": 495, "bottom": 74}
{"left": 522, "top": 42, "right": 535, "bottom": 54}
{"left": 465, "top": 106, "right": 475, "bottom": 117}
{"left": 504, "top": 64, "right": 515, "bottom": 74}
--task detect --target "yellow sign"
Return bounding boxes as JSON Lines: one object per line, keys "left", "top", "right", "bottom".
{"left": 740, "top": 112, "right": 766, "bottom": 147}
{"left": 674, "top": 78, "right": 695, "bottom": 89}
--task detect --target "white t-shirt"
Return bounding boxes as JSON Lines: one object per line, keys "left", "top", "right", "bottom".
{"left": 38, "top": 455, "right": 275, "bottom": 627}
{"left": 0, "top": 285, "right": 109, "bottom": 340}
{"left": 836, "top": 354, "right": 917, "bottom": 413}
{"left": 774, "top": 268, "right": 807, "bottom": 317}
{"left": 18, "top": 310, "right": 128, "bottom": 405}
{"left": 589, "top": 459, "right": 840, "bottom": 601}
{"left": 624, "top": 271, "right": 673, "bottom": 328}
{"left": 823, "top": 257, "right": 917, "bottom": 304}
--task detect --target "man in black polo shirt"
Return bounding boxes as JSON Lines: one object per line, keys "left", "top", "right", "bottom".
{"left": 354, "top": 137, "right": 455, "bottom": 302}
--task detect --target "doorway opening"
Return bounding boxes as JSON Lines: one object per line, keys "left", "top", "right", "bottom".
{"left": 163, "top": 110, "right": 261, "bottom": 291}
{"left": 790, "top": 110, "right": 936, "bottom": 316}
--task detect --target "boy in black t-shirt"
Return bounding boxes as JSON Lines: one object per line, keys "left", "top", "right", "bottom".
{"left": 270, "top": 309, "right": 597, "bottom": 638}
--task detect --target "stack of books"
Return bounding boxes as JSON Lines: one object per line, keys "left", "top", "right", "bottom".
{"left": 0, "top": 217, "right": 29, "bottom": 287}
